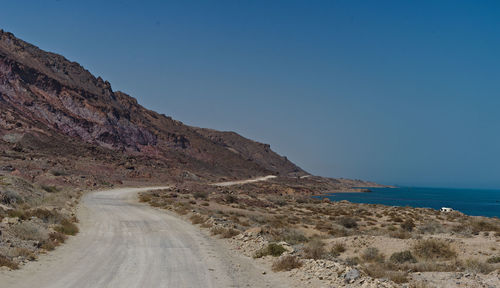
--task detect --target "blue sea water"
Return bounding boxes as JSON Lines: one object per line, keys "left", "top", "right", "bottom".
{"left": 322, "top": 187, "right": 500, "bottom": 218}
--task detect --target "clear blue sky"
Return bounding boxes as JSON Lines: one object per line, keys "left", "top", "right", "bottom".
{"left": 2, "top": 1, "right": 500, "bottom": 188}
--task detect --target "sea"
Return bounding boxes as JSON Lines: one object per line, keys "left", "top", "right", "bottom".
{"left": 321, "top": 187, "right": 500, "bottom": 218}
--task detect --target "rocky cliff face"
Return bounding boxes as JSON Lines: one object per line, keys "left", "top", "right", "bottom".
{"left": 0, "top": 29, "right": 306, "bottom": 181}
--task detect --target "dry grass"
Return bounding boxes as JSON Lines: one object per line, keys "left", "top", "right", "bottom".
{"left": 0, "top": 255, "right": 18, "bottom": 270}
{"left": 210, "top": 226, "right": 240, "bottom": 238}
{"left": 193, "top": 191, "right": 209, "bottom": 200}
{"left": 254, "top": 243, "right": 287, "bottom": 258}
{"left": 190, "top": 214, "right": 206, "bottom": 224}
{"left": 363, "top": 264, "right": 408, "bottom": 283}
{"left": 41, "top": 185, "right": 60, "bottom": 193}
{"left": 463, "top": 259, "right": 494, "bottom": 274}
{"left": 409, "top": 282, "right": 431, "bottom": 288}
{"left": 54, "top": 219, "right": 79, "bottom": 236}
{"left": 11, "top": 247, "right": 37, "bottom": 261}
{"left": 49, "top": 231, "right": 67, "bottom": 244}
{"left": 390, "top": 250, "right": 417, "bottom": 264}
{"left": 337, "top": 217, "right": 358, "bottom": 229}
{"left": 140, "top": 181, "right": 500, "bottom": 286}
{"left": 12, "top": 222, "right": 48, "bottom": 241}
{"left": 361, "top": 247, "right": 385, "bottom": 263}
{"left": 138, "top": 193, "right": 152, "bottom": 203}
{"left": 330, "top": 242, "right": 346, "bottom": 257}
{"left": 272, "top": 255, "right": 303, "bottom": 271}
{"left": 304, "top": 238, "right": 326, "bottom": 260}
{"left": 27, "top": 208, "right": 63, "bottom": 224}
{"left": 412, "top": 239, "right": 456, "bottom": 260}
{"left": 486, "top": 256, "right": 500, "bottom": 263}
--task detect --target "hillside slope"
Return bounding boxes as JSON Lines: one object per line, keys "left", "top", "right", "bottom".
{"left": 0, "top": 29, "right": 305, "bottom": 182}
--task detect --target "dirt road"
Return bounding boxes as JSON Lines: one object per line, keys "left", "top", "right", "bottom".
{"left": 0, "top": 187, "right": 289, "bottom": 288}
{"left": 212, "top": 175, "right": 277, "bottom": 187}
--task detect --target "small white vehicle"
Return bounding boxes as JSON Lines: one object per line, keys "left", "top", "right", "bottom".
{"left": 440, "top": 207, "right": 453, "bottom": 212}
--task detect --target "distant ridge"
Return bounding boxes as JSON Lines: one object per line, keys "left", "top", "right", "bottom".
{"left": 0, "top": 29, "right": 306, "bottom": 181}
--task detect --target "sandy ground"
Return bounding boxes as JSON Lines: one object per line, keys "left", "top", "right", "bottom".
{"left": 0, "top": 187, "right": 291, "bottom": 288}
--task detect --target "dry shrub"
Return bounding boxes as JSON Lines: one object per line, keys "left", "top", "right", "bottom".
{"left": 200, "top": 222, "right": 213, "bottom": 228}
{"left": 315, "top": 221, "right": 332, "bottom": 232}
{"left": 11, "top": 248, "right": 37, "bottom": 261}
{"left": 304, "top": 239, "right": 326, "bottom": 260}
{"left": 223, "top": 228, "right": 240, "bottom": 238}
{"left": 390, "top": 251, "right": 417, "bottom": 264}
{"left": 175, "top": 206, "right": 189, "bottom": 215}
{"left": 41, "top": 240, "right": 57, "bottom": 251}
{"left": 190, "top": 214, "right": 206, "bottom": 224}
{"left": 391, "top": 216, "right": 404, "bottom": 223}
{"left": 254, "top": 243, "right": 286, "bottom": 258}
{"left": 49, "top": 231, "right": 67, "bottom": 244}
{"left": 387, "top": 271, "right": 409, "bottom": 284}
{"left": 210, "top": 226, "right": 239, "bottom": 238}
{"left": 41, "top": 185, "right": 59, "bottom": 193}
{"left": 401, "top": 219, "right": 415, "bottom": 231}
{"left": 412, "top": 239, "right": 456, "bottom": 260}
{"left": 338, "top": 217, "right": 358, "bottom": 229}
{"left": 486, "top": 256, "right": 500, "bottom": 263}
{"left": 464, "top": 259, "right": 494, "bottom": 274}
{"left": 224, "top": 194, "right": 238, "bottom": 204}
{"left": 54, "top": 219, "right": 79, "bottom": 236}
{"left": 193, "top": 191, "right": 208, "bottom": 200}
{"left": 361, "top": 247, "right": 385, "bottom": 263}
{"left": 345, "top": 256, "right": 360, "bottom": 266}
{"left": 7, "top": 209, "right": 27, "bottom": 220}
{"left": 272, "top": 255, "right": 302, "bottom": 271}
{"left": 0, "top": 190, "right": 22, "bottom": 205}
{"left": 0, "top": 254, "right": 18, "bottom": 269}
{"left": 275, "top": 229, "right": 308, "bottom": 244}
{"left": 418, "top": 221, "right": 444, "bottom": 234}
{"left": 363, "top": 264, "right": 409, "bottom": 283}
{"left": 409, "top": 281, "right": 431, "bottom": 288}
{"left": 389, "top": 229, "right": 412, "bottom": 239}
{"left": 331, "top": 242, "right": 346, "bottom": 256}
{"left": 210, "top": 226, "right": 226, "bottom": 236}
{"left": 453, "top": 218, "right": 500, "bottom": 235}
{"left": 328, "top": 226, "right": 350, "bottom": 237}
{"left": 28, "top": 208, "right": 62, "bottom": 224}
{"left": 362, "top": 263, "right": 385, "bottom": 278}
{"left": 138, "top": 194, "right": 152, "bottom": 203}
{"left": 12, "top": 222, "right": 48, "bottom": 241}
{"left": 405, "top": 260, "right": 461, "bottom": 272}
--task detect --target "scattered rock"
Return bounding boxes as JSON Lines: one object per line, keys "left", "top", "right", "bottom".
{"left": 344, "top": 268, "right": 360, "bottom": 282}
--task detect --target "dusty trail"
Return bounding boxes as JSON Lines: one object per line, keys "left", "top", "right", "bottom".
{"left": 0, "top": 186, "right": 289, "bottom": 288}
{"left": 212, "top": 175, "right": 277, "bottom": 187}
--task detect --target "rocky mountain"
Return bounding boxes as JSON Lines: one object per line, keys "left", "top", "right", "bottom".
{"left": 0, "top": 29, "right": 307, "bottom": 184}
